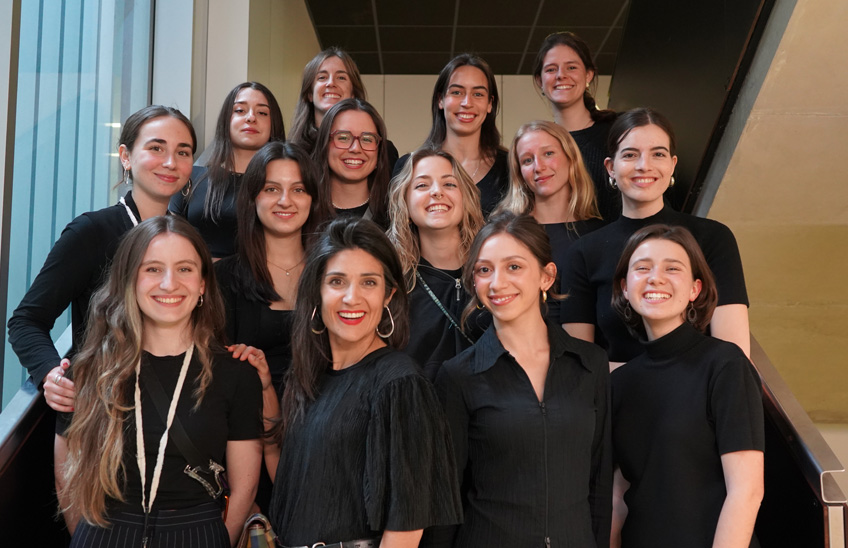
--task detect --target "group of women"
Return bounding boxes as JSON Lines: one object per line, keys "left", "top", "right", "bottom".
{"left": 8, "top": 31, "right": 764, "bottom": 548}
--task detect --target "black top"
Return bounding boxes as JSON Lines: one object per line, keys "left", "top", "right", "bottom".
{"left": 434, "top": 322, "right": 612, "bottom": 548}
{"left": 62, "top": 350, "right": 262, "bottom": 511}
{"left": 8, "top": 192, "right": 141, "bottom": 384}
{"left": 394, "top": 149, "right": 510, "bottom": 218}
{"left": 543, "top": 219, "right": 605, "bottom": 323}
{"left": 402, "top": 259, "right": 491, "bottom": 381}
{"left": 612, "top": 323, "right": 764, "bottom": 548}
{"left": 569, "top": 120, "right": 620, "bottom": 222}
{"left": 169, "top": 166, "right": 241, "bottom": 258}
{"left": 559, "top": 205, "right": 749, "bottom": 362}
{"left": 215, "top": 255, "right": 294, "bottom": 396}
{"left": 269, "top": 347, "right": 462, "bottom": 546}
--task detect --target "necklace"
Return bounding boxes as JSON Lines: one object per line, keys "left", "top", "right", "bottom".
{"left": 332, "top": 197, "right": 369, "bottom": 210}
{"left": 268, "top": 256, "right": 305, "bottom": 276}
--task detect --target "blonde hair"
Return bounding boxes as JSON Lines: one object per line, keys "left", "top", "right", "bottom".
{"left": 495, "top": 120, "right": 601, "bottom": 222}
{"left": 387, "top": 148, "right": 485, "bottom": 290}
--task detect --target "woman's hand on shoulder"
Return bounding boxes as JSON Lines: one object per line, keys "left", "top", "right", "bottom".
{"left": 226, "top": 344, "right": 272, "bottom": 391}
{"left": 43, "top": 359, "right": 75, "bottom": 412}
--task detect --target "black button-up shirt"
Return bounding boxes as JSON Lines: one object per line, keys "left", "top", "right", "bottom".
{"left": 433, "top": 321, "right": 612, "bottom": 548}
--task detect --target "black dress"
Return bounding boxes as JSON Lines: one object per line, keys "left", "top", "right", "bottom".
{"left": 214, "top": 255, "right": 294, "bottom": 396}
{"left": 394, "top": 149, "right": 510, "bottom": 218}
{"left": 559, "top": 205, "right": 749, "bottom": 362}
{"left": 169, "top": 166, "right": 241, "bottom": 258}
{"left": 434, "top": 322, "right": 612, "bottom": 548}
{"left": 569, "top": 119, "right": 620, "bottom": 222}
{"left": 8, "top": 192, "right": 141, "bottom": 384}
{"left": 543, "top": 218, "right": 605, "bottom": 323}
{"left": 269, "top": 347, "right": 462, "bottom": 546}
{"left": 612, "top": 323, "right": 764, "bottom": 547}
{"left": 402, "top": 259, "right": 491, "bottom": 381}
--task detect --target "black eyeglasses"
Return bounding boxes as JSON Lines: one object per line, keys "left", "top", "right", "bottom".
{"left": 330, "top": 130, "right": 382, "bottom": 151}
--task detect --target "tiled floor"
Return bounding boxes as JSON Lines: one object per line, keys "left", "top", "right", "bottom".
{"left": 817, "top": 423, "right": 848, "bottom": 498}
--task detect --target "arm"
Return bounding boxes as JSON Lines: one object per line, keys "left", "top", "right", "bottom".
{"left": 611, "top": 468, "right": 630, "bottom": 548}
{"left": 710, "top": 304, "right": 750, "bottom": 358}
{"left": 563, "top": 322, "right": 594, "bottom": 343}
{"left": 55, "top": 434, "right": 80, "bottom": 535}
{"left": 43, "top": 359, "right": 76, "bottom": 412}
{"left": 223, "top": 439, "right": 263, "bottom": 546}
{"left": 712, "top": 450, "right": 763, "bottom": 548}
{"left": 381, "top": 530, "right": 424, "bottom": 548}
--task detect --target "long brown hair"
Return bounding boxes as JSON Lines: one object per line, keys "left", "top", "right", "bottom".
{"left": 61, "top": 216, "right": 225, "bottom": 526}
{"left": 386, "top": 148, "right": 484, "bottom": 290}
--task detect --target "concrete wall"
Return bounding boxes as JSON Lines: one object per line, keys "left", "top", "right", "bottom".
{"left": 708, "top": 0, "right": 848, "bottom": 422}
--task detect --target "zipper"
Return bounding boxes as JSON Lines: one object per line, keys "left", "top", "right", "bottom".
{"left": 455, "top": 277, "right": 461, "bottom": 301}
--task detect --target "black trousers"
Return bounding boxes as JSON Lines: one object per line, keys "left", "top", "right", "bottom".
{"left": 69, "top": 502, "right": 229, "bottom": 548}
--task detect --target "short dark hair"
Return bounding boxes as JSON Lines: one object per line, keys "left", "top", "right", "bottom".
{"left": 607, "top": 107, "right": 677, "bottom": 158}
{"left": 611, "top": 224, "right": 718, "bottom": 336}
{"left": 234, "top": 141, "right": 320, "bottom": 303}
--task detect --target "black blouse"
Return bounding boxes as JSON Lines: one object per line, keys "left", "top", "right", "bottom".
{"left": 269, "top": 347, "right": 462, "bottom": 546}
{"left": 543, "top": 219, "right": 605, "bottom": 323}
{"left": 569, "top": 119, "right": 620, "bottom": 223}
{"left": 169, "top": 167, "right": 241, "bottom": 258}
{"left": 8, "top": 192, "right": 141, "bottom": 383}
{"left": 434, "top": 322, "right": 612, "bottom": 548}
{"left": 559, "top": 205, "right": 749, "bottom": 362}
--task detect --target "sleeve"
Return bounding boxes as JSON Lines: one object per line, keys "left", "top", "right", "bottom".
{"left": 365, "top": 373, "right": 463, "bottom": 533}
{"left": 702, "top": 223, "right": 749, "bottom": 307}
{"left": 559, "top": 239, "right": 598, "bottom": 325}
{"left": 7, "top": 216, "right": 101, "bottom": 383}
{"left": 587, "top": 346, "right": 613, "bottom": 548}
{"left": 226, "top": 360, "right": 264, "bottom": 441}
{"left": 710, "top": 356, "right": 764, "bottom": 455}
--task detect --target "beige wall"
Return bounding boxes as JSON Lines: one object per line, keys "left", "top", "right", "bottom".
{"left": 708, "top": 0, "right": 848, "bottom": 422}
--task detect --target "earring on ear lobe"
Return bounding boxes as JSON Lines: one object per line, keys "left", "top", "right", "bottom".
{"left": 541, "top": 290, "right": 548, "bottom": 303}
{"left": 122, "top": 168, "right": 131, "bottom": 186}
{"left": 623, "top": 302, "right": 633, "bottom": 322}
{"left": 376, "top": 306, "right": 395, "bottom": 338}
{"left": 669, "top": 176, "right": 676, "bottom": 187}
{"left": 197, "top": 294, "right": 204, "bottom": 308}
{"left": 686, "top": 302, "right": 697, "bottom": 324}
{"left": 310, "top": 306, "right": 326, "bottom": 335}
{"left": 608, "top": 176, "right": 618, "bottom": 190}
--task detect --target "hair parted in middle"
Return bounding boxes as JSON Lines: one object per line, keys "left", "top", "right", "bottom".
{"left": 460, "top": 211, "right": 558, "bottom": 326}
{"left": 387, "top": 147, "right": 485, "bottom": 290}
{"left": 61, "top": 215, "right": 224, "bottom": 527}
{"left": 611, "top": 223, "right": 718, "bottom": 337}
{"left": 277, "top": 216, "right": 408, "bottom": 442}
{"left": 494, "top": 120, "right": 600, "bottom": 222}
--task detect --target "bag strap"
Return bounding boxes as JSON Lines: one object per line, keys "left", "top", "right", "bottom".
{"left": 415, "top": 270, "right": 474, "bottom": 345}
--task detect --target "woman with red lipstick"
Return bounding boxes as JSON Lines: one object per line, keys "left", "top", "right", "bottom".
{"left": 261, "top": 216, "right": 461, "bottom": 548}
{"left": 609, "top": 224, "right": 763, "bottom": 548}
{"left": 57, "top": 216, "right": 262, "bottom": 547}
{"left": 386, "top": 148, "right": 488, "bottom": 379}
{"left": 560, "top": 108, "right": 750, "bottom": 366}
{"left": 532, "top": 32, "right": 619, "bottom": 221}
{"left": 9, "top": 105, "right": 196, "bottom": 416}
{"left": 495, "top": 120, "right": 605, "bottom": 320}
{"left": 395, "top": 54, "right": 508, "bottom": 217}
{"left": 313, "top": 98, "right": 392, "bottom": 228}
{"left": 170, "top": 81, "right": 285, "bottom": 259}
{"left": 434, "top": 212, "right": 611, "bottom": 548}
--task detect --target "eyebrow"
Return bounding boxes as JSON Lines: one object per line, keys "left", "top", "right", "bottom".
{"left": 631, "top": 257, "right": 686, "bottom": 265}
{"left": 234, "top": 100, "right": 270, "bottom": 109}
{"left": 448, "top": 83, "right": 489, "bottom": 92}
{"left": 620, "top": 146, "right": 670, "bottom": 154}
{"left": 324, "top": 271, "right": 382, "bottom": 277}
{"left": 144, "top": 138, "right": 193, "bottom": 149}
{"left": 140, "top": 259, "right": 199, "bottom": 266}
{"left": 317, "top": 69, "right": 349, "bottom": 75}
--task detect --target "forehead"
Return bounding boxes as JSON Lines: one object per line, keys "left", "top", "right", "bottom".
{"left": 135, "top": 116, "right": 193, "bottom": 144}
{"left": 318, "top": 56, "right": 347, "bottom": 73}
{"left": 448, "top": 65, "right": 488, "bottom": 88}
{"left": 618, "top": 124, "right": 672, "bottom": 150}
{"left": 517, "top": 130, "right": 561, "bottom": 154}
{"left": 631, "top": 238, "right": 691, "bottom": 264}
{"left": 477, "top": 233, "right": 533, "bottom": 262}
{"left": 331, "top": 109, "right": 377, "bottom": 133}
{"left": 413, "top": 155, "right": 453, "bottom": 177}
{"left": 234, "top": 87, "right": 268, "bottom": 105}
{"left": 543, "top": 44, "right": 584, "bottom": 66}
{"left": 265, "top": 159, "right": 302, "bottom": 182}
{"left": 324, "top": 248, "right": 384, "bottom": 275}
{"left": 142, "top": 232, "right": 200, "bottom": 262}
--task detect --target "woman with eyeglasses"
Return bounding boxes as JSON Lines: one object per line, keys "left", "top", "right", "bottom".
{"left": 312, "top": 98, "right": 392, "bottom": 228}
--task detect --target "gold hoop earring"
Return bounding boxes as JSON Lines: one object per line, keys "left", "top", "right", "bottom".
{"left": 376, "top": 306, "right": 395, "bottom": 338}
{"left": 310, "top": 306, "right": 326, "bottom": 335}
{"left": 669, "top": 176, "right": 676, "bottom": 187}
{"left": 608, "top": 176, "right": 618, "bottom": 190}
{"left": 181, "top": 178, "right": 193, "bottom": 197}
{"left": 197, "top": 294, "right": 204, "bottom": 308}
{"left": 542, "top": 290, "right": 547, "bottom": 303}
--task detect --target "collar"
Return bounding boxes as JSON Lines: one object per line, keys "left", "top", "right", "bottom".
{"left": 120, "top": 190, "right": 142, "bottom": 223}
{"left": 618, "top": 203, "right": 680, "bottom": 227}
{"left": 468, "top": 320, "right": 595, "bottom": 375}
{"left": 643, "top": 321, "right": 704, "bottom": 361}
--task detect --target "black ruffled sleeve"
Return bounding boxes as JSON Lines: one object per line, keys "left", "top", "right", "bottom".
{"left": 364, "top": 374, "right": 462, "bottom": 532}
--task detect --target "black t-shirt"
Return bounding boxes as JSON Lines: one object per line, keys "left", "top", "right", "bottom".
{"left": 394, "top": 149, "right": 509, "bottom": 218}
{"left": 434, "top": 322, "right": 612, "bottom": 548}
{"left": 8, "top": 193, "right": 141, "bottom": 384}
{"left": 543, "top": 218, "right": 605, "bottom": 323}
{"left": 611, "top": 322, "right": 764, "bottom": 547}
{"left": 569, "top": 119, "right": 620, "bottom": 222}
{"left": 269, "top": 347, "right": 462, "bottom": 546}
{"left": 402, "top": 259, "right": 491, "bottom": 380}
{"left": 560, "top": 206, "right": 749, "bottom": 362}
{"left": 215, "top": 255, "right": 294, "bottom": 396}
{"left": 169, "top": 167, "right": 241, "bottom": 258}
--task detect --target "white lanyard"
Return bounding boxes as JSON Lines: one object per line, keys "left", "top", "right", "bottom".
{"left": 119, "top": 196, "right": 139, "bottom": 227}
{"left": 134, "top": 345, "right": 194, "bottom": 516}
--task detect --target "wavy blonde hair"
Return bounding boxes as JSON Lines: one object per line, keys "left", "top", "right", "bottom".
{"left": 60, "top": 216, "right": 225, "bottom": 527}
{"left": 495, "top": 120, "right": 600, "bottom": 222}
{"left": 387, "top": 148, "right": 484, "bottom": 290}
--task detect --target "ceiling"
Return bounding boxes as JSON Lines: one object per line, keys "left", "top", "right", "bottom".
{"left": 304, "top": 0, "right": 630, "bottom": 75}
